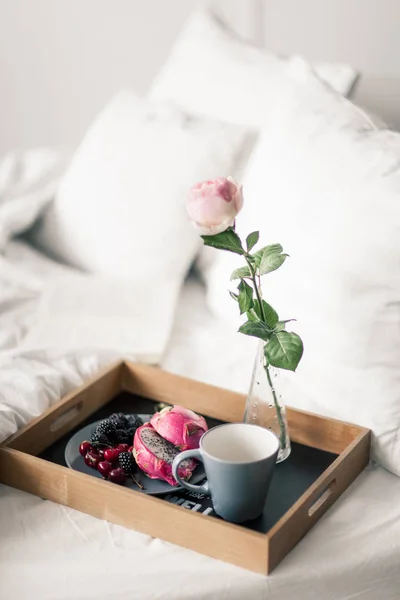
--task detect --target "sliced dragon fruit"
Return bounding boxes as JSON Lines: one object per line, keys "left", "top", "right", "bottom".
{"left": 150, "top": 405, "right": 208, "bottom": 451}
{"left": 133, "top": 423, "right": 197, "bottom": 486}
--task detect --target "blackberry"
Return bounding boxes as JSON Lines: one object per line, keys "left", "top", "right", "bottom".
{"left": 118, "top": 451, "right": 135, "bottom": 475}
{"left": 109, "top": 413, "right": 127, "bottom": 428}
{"left": 125, "top": 427, "right": 136, "bottom": 442}
{"left": 90, "top": 432, "right": 111, "bottom": 447}
{"left": 126, "top": 414, "right": 143, "bottom": 429}
{"left": 125, "top": 417, "right": 143, "bottom": 443}
{"left": 90, "top": 419, "right": 116, "bottom": 445}
{"left": 109, "top": 413, "right": 143, "bottom": 430}
{"left": 90, "top": 414, "right": 143, "bottom": 447}
{"left": 114, "top": 428, "right": 131, "bottom": 444}
{"left": 96, "top": 420, "right": 116, "bottom": 436}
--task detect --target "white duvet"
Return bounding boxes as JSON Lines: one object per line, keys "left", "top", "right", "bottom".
{"left": 0, "top": 152, "right": 399, "bottom": 600}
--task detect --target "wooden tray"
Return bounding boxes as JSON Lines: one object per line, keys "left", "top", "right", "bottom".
{"left": 0, "top": 361, "right": 371, "bottom": 574}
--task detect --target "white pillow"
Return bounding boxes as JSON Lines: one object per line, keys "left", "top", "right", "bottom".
{"left": 31, "top": 90, "right": 247, "bottom": 285}
{"left": 205, "top": 60, "right": 400, "bottom": 476}
{"left": 149, "top": 9, "right": 358, "bottom": 281}
{"left": 149, "top": 9, "right": 357, "bottom": 128}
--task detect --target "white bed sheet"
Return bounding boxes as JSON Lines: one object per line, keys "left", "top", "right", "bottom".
{"left": 0, "top": 242, "right": 400, "bottom": 600}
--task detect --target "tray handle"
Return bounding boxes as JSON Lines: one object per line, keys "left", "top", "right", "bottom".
{"left": 49, "top": 401, "right": 84, "bottom": 432}
{"left": 308, "top": 478, "right": 337, "bottom": 517}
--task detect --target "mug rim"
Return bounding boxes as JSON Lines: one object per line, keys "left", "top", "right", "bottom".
{"left": 199, "top": 422, "right": 279, "bottom": 465}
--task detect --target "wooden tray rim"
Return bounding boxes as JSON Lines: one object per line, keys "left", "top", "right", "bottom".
{"left": 1, "top": 359, "right": 370, "bottom": 451}
{"left": 0, "top": 360, "right": 371, "bottom": 574}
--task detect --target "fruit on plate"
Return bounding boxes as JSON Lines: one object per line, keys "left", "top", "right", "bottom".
{"left": 118, "top": 451, "right": 135, "bottom": 475}
{"left": 90, "top": 420, "right": 116, "bottom": 445}
{"left": 89, "top": 413, "right": 144, "bottom": 448}
{"left": 103, "top": 447, "right": 122, "bottom": 464}
{"left": 150, "top": 405, "right": 208, "bottom": 451}
{"left": 116, "top": 443, "right": 130, "bottom": 451}
{"left": 133, "top": 423, "right": 197, "bottom": 486}
{"left": 79, "top": 412, "right": 145, "bottom": 487}
{"left": 84, "top": 450, "right": 101, "bottom": 469}
{"left": 109, "top": 413, "right": 143, "bottom": 430}
{"left": 108, "top": 467, "right": 126, "bottom": 485}
{"left": 79, "top": 408, "right": 207, "bottom": 488}
{"left": 97, "top": 460, "right": 113, "bottom": 479}
{"left": 79, "top": 440, "right": 93, "bottom": 457}
{"left": 109, "top": 413, "right": 144, "bottom": 444}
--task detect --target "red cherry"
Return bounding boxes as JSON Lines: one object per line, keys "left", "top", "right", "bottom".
{"left": 117, "top": 443, "right": 130, "bottom": 451}
{"left": 104, "top": 447, "right": 121, "bottom": 463}
{"left": 84, "top": 450, "right": 101, "bottom": 469}
{"left": 97, "top": 460, "right": 113, "bottom": 479}
{"left": 97, "top": 448, "right": 105, "bottom": 459}
{"left": 108, "top": 467, "right": 126, "bottom": 485}
{"left": 79, "top": 440, "right": 93, "bottom": 457}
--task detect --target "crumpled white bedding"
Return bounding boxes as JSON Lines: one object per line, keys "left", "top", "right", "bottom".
{"left": 0, "top": 153, "right": 399, "bottom": 600}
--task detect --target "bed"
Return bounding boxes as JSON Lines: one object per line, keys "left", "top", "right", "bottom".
{"left": 0, "top": 238, "right": 399, "bottom": 600}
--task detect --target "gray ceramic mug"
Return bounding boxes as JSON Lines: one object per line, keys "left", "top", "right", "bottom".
{"left": 172, "top": 423, "right": 279, "bottom": 523}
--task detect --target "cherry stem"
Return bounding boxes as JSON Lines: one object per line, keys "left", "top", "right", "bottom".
{"left": 131, "top": 474, "right": 144, "bottom": 490}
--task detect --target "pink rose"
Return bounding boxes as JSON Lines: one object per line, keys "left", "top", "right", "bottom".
{"left": 187, "top": 176, "right": 243, "bottom": 235}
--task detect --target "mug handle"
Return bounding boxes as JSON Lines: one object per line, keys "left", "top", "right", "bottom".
{"left": 172, "top": 449, "right": 210, "bottom": 494}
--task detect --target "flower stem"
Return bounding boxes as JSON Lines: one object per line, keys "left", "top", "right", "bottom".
{"left": 264, "top": 362, "right": 286, "bottom": 450}
{"left": 244, "top": 253, "right": 286, "bottom": 451}
{"left": 245, "top": 255, "right": 266, "bottom": 321}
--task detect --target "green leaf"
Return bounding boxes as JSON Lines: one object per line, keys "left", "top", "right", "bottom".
{"left": 238, "top": 320, "right": 273, "bottom": 342}
{"left": 229, "top": 291, "right": 239, "bottom": 302}
{"left": 260, "top": 252, "right": 288, "bottom": 275}
{"left": 274, "top": 319, "right": 296, "bottom": 333}
{"left": 264, "top": 331, "right": 303, "bottom": 371}
{"left": 253, "top": 244, "right": 283, "bottom": 268}
{"left": 238, "top": 280, "right": 254, "bottom": 315}
{"left": 260, "top": 246, "right": 288, "bottom": 275}
{"left": 201, "top": 228, "right": 244, "bottom": 255}
{"left": 246, "top": 231, "right": 259, "bottom": 252}
{"left": 253, "top": 300, "right": 279, "bottom": 329}
{"left": 246, "top": 310, "right": 258, "bottom": 322}
{"left": 230, "top": 266, "right": 251, "bottom": 281}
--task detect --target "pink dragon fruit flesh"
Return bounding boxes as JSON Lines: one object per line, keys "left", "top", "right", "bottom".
{"left": 133, "top": 423, "right": 197, "bottom": 486}
{"left": 150, "top": 405, "right": 208, "bottom": 451}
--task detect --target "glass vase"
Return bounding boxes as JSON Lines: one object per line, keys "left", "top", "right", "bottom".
{"left": 243, "top": 341, "right": 291, "bottom": 463}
